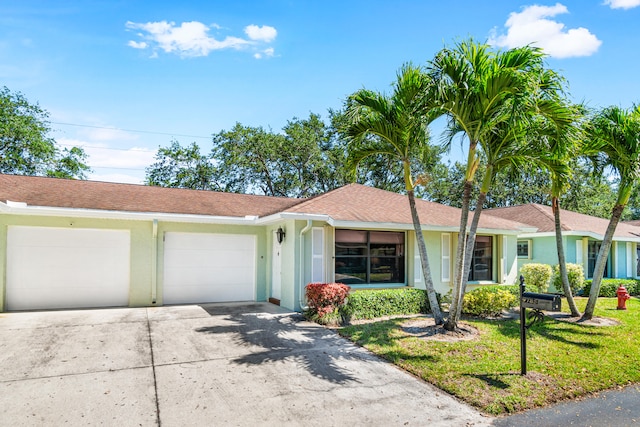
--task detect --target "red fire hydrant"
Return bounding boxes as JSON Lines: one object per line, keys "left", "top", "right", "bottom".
{"left": 617, "top": 285, "right": 631, "bottom": 310}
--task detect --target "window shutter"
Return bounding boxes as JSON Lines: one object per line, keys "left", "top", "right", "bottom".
{"left": 312, "top": 227, "right": 324, "bottom": 283}
{"left": 414, "top": 239, "right": 422, "bottom": 284}
{"left": 627, "top": 242, "right": 633, "bottom": 278}
{"left": 576, "top": 239, "right": 583, "bottom": 266}
{"left": 502, "top": 236, "right": 508, "bottom": 283}
{"left": 441, "top": 233, "right": 451, "bottom": 282}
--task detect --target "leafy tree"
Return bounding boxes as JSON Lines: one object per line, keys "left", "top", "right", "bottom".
{"left": 581, "top": 104, "right": 640, "bottom": 320}
{"left": 209, "top": 114, "right": 350, "bottom": 197}
{"left": 145, "top": 140, "right": 216, "bottom": 190}
{"left": 0, "top": 86, "right": 90, "bottom": 178}
{"left": 343, "top": 64, "right": 444, "bottom": 325}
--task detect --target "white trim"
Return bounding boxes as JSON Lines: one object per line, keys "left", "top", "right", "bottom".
{"left": 519, "top": 230, "right": 640, "bottom": 243}
{"left": 441, "top": 233, "right": 451, "bottom": 282}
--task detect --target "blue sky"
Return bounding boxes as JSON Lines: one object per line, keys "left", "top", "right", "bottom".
{"left": 1, "top": 1, "right": 639, "bottom": 184}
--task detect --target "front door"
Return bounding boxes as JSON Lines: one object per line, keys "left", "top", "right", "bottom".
{"left": 271, "top": 234, "right": 282, "bottom": 301}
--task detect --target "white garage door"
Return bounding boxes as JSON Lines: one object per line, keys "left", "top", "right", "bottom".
{"left": 163, "top": 232, "right": 256, "bottom": 304}
{"left": 6, "top": 226, "right": 131, "bottom": 311}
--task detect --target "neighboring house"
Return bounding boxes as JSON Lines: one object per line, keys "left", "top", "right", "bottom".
{"left": 485, "top": 204, "right": 640, "bottom": 284}
{"left": 0, "top": 174, "right": 532, "bottom": 313}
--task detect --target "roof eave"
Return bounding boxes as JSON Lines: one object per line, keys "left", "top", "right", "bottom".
{"left": 0, "top": 202, "right": 259, "bottom": 225}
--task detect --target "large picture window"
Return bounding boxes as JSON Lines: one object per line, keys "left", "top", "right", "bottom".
{"left": 469, "top": 236, "right": 493, "bottom": 281}
{"left": 335, "top": 230, "right": 405, "bottom": 285}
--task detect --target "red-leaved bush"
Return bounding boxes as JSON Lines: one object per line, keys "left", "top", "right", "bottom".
{"left": 305, "top": 282, "right": 350, "bottom": 318}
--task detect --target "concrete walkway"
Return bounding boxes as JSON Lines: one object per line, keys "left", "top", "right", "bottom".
{"left": 0, "top": 303, "right": 491, "bottom": 426}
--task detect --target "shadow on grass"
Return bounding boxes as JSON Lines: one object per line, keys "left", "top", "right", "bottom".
{"left": 194, "top": 304, "right": 361, "bottom": 385}
{"left": 463, "top": 372, "right": 520, "bottom": 390}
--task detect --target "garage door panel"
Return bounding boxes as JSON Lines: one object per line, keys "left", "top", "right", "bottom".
{"left": 7, "top": 226, "right": 131, "bottom": 311}
{"left": 163, "top": 232, "right": 256, "bottom": 304}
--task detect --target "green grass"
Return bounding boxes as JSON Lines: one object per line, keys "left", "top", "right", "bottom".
{"left": 338, "top": 297, "right": 640, "bottom": 416}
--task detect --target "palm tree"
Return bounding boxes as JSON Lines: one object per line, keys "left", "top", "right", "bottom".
{"left": 581, "top": 105, "right": 640, "bottom": 320}
{"left": 343, "top": 64, "right": 445, "bottom": 325}
{"left": 428, "top": 39, "right": 560, "bottom": 330}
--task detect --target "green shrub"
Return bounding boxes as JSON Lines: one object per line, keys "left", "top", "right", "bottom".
{"left": 342, "top": 288, "right": 432, "bottom": 320}
{"left": 551, "top": 263, "right": 585, "bottom": 295}
{"left": 462, "top": 286, "right": 518, "bottom": 317}
{"left": 520, "top": 263, "right": 553, "bottom": 292}
{"left": 583, "top": 279, "right": 639, "bottom": 297}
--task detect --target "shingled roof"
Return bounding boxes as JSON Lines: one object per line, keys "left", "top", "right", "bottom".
{"left": 485, "top": 203, "right": 640, "bottom": 239}
{"left": 284, "top": 183, "right": 531, "bottom": 231}
{"left": 0, "top": 174, "right": 301, "bottom": 218}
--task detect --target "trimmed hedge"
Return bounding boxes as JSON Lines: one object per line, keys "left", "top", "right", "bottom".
{"left": 583, "top": 279, "right": 639, "bottom": 297}
{"left": 342, "top": 288, "right": 432, "bottom": 320}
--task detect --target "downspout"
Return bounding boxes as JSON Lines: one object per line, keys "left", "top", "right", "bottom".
{"left": 299, "top": 220, "right": 313, "bottom": 309}
{"left": 151, "top": 219, "right": 158, "bottom": 304}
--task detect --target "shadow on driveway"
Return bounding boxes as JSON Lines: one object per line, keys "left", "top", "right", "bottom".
{"left": 195, "top": 303, "right": 358, "bottom": 384}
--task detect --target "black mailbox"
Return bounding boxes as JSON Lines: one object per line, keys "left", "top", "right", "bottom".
{"left": 521, "top": 292, "right": 562, "bottom": 312}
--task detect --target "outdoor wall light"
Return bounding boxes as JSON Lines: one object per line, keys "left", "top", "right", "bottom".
{"left": 276, "top": 227, "right": 286, "bottom": 244}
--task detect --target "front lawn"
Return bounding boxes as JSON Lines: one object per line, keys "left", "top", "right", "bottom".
{"left": 338, "top": 297, "right": 640, "bottom": 415}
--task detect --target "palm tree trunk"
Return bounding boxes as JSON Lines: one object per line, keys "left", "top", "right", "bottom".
{"left": 445, "top": 180, "right": 472, "bottom": 331}
{"left": 408, "top": 190, "right": 444, "bottom": 325}
{"left": 455, "top": 191, "right": 487, "bottom": 320}
{"left": 553, "top": 197, "right": 581, "bottom": 317}
{"left": 582, "top": 203, "right": 625, "bottom": 320}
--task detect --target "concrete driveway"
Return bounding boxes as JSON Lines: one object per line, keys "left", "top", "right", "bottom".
{"left": 0, "top": 303, "right": 492, "bottom": 426}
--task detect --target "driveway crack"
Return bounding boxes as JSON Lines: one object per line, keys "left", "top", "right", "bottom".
{"left": 146, "top": 308, "right": 161, "bottom": 426}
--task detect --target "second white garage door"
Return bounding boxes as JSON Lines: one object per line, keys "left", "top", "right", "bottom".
{"left": 163, "top": 232, "right": 256, "bottom": 304}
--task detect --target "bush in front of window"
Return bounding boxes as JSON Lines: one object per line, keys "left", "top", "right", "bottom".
{"left": 304, "top": 282, "right": 350, "bottom": 325}
{"left": 551, "top": 263, "right": 585, "bottom": 295}
{"left": 519, "top": 263, "right": 553, "bottom": 293}
{"left": 583, "top": 278, "right": 639, "bottom": 297}
{"left": 341, "top": 288, "right": 433, "bottom": 321}
{"left": 462, "top": 286, "right": 518, "bottom": 318}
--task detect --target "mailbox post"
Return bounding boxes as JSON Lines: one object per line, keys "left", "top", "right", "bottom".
{"left": 519, "top": 275, "right": 562, "bottom": 375}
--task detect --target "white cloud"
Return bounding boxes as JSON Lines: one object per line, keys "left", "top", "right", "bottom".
{"left": 604, "top": 0, "right": 640, "bottom": 9}
{"left": 254, "top": 47, "right": 275, "bottom": 59}
{"left": 489, "top": 3, "right": 602, "bottom": 58}
{"left": 58, "top": 136, "right": 155, "bottom": 186}
{"left": 126, "top": 20, "right": 277, "bottom": 58}
{"left": 244, "top": 25, "right": 277, "bottom": 42}
{"left": 128, "top": 40, "right": 147, "bottom": 49}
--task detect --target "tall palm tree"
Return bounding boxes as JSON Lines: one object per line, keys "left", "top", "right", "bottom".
{"left": 581, "top": 105, "right": 640, "bottom": 320}
{"left": 428, "top": 39, "right": 560, "bottom": 330}
{"left": 545, "top": 103, "right": 584, "bottom": 318}
{"left": 343, "top": 64, "right": 444, "bottom": 325}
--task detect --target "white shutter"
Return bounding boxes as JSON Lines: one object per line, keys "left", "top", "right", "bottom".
{"left": 502, "top": 236, "right": 508, "bottom": 283}
{"left": 311, "top": 227, "right": 324, "bottom": 283}
{"left": 627, "top": 242, "right": 633, "bottom": 278}
{"left": 414, "top": 239, "right": 422, "bottom": 284}
{"left": 441, "top": 233, "right": 451, "bottom": 282}
{"left": 576, "top": 239, "right": 583, "bottom": 266}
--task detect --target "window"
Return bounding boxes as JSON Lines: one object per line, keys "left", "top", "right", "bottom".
{"left": 588, "top": 240, "right": 608, "bottom": 278}
{"left": 469, "top": 236, "right": 493, "bottom": 281}
{"left": 517, "top": 240, "right": 531, "bottom": 258}
{"left": 335, "top": 230, "right": 405, "bottom": 285}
